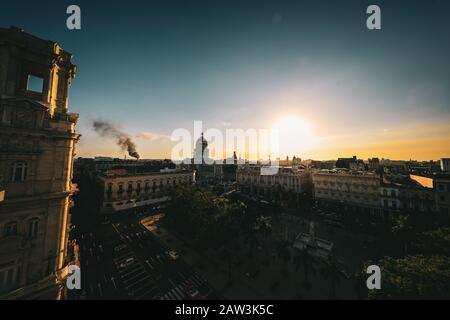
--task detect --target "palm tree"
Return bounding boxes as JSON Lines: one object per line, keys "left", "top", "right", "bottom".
{"left": 222, "top": 246, "right": 234, "bottom": 286}
{"left": 276, "top": 240, "right": 292, "bottom": 272}
{"left": 392, "top": 214, "right": 415, "bottom": 255}
{"left": 244, "top": 228, "right": 259, "bottom": 252}
{"left": 253, "top": 216, "right": 273, "bottom": 258}
{"left": 293, "top": 248, "right": 316, "bottom": 282}
{"left": 320, "top": 255, "right": 345, "bottom": 299}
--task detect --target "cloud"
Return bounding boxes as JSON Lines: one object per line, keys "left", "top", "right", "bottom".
{"left": 136, "top": 131, "right": 170, "bottom": 141}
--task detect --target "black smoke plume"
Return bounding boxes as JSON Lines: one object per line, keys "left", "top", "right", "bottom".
{"left": 93, "top": 121, "right": 140, "bottom": 159}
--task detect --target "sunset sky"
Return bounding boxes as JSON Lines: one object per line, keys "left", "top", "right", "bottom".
{"left": 2, "top": 0, "right": 449, "bottom": 160}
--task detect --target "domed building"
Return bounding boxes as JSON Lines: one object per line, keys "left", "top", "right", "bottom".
{"left": 194, "top": 133, "right": 210, "bottom": 165}
{"left": 188, "top": 133, "right": 237, "bottom": 185}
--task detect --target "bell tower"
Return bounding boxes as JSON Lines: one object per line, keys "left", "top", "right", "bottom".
{"left": 0, "top": 26, "right": 79, "bottom": 299}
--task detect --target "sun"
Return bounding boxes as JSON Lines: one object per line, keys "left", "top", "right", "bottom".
{"left": 271, "top": 116, "right": 316, "bottom": 158}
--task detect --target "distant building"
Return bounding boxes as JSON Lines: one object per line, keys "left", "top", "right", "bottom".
{"left": 381, "top": 175, "right": 435, "bottom": 215}
{"left": 278, "top": 155, "right": 302, "bottom": 167}
{"left": 0, "top": 27, "right": 79, "bottom": 298}
{"left": 313, "top": 169, "right": 383, "bottom": 219}
{"left": 434, "top": 174, "right": 450, "bottom": 215}
{"left": 335, "top": 156, "right": 358, "bottom": 169}
{"left": 74, "top": 157, "right": 176, "bottom": 177}
{"left": 313, "top": 168, "right": 440, "bottom": 221}
{"left": 236, "top": 165, "right": 311, "bottom": 202}
{"left": 95, "top": 169, "right": 194, "bottom": 214}
{"left": 178, "top": 134, "right": 237, "bottom": 185}
{"left": 441, "top": 158, "right": 450, "bottom": 172}
{"left": 303, "top": 159, "right": 335, "bottom": 170}
{"left": 368, "top": 157, "right": 380, "bottom": 171}
{"left": 411, "top": 173, "right": 450, "bottom": 216}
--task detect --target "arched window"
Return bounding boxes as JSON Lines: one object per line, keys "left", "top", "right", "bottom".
{"left": 4, "top": 221, "right": 18, "bottom": 236}
{"left": 27, "top": 218, "right": 39, "bottom": 239}
{"left": 9, "top": 162, "right": 27, "bottom": 182}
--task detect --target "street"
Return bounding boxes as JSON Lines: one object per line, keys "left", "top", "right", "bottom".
{"left": 75, "top": 211, "right": 219, "bottom": 300}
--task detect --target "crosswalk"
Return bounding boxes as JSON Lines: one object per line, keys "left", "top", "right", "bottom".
{"left": 108, "top": 224, "right": 218, "bottom": 300}
{"left": 160, "top": 274, "right": 206, "bottom": 300}
{"left": 114, "top": 252, "right": 160, "bottom": 299}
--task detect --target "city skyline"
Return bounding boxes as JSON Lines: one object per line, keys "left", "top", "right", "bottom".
{"left": 2, "top": 0, "right": 449, "bottom": 161}
{"left": 1, "top": 1, "right": 449, "bottom": 303}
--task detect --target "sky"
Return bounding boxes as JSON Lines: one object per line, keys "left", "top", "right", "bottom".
{"left": 2, "top": 0, "right": 449, "bottom": 161}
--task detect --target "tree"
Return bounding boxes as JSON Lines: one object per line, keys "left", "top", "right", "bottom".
{"left": 414, "top": 227, "right": 450, "bottom": 256}
{"left": 320, "top": 255, "right": 345, "bottom": 299}
{"left": 253, "top": 216, "right": 273, "bottom": 258}
{"left": 276, "top": 240, "right": 292, "bottom": 268}
{"left": 364, "top": 255, "right": 450, "bottom": 299}
{"left": 391, "top": 214, "right": 416, "bottom": 255}
{"left": 293, "top": 248, "right": 316, "bottom": 282}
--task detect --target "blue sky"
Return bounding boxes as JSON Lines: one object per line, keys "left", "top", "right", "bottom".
{"left": 2, "top": 0, "right": 449, "bottom": 160}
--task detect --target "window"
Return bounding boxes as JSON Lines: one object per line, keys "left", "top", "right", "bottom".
{"left": 0, "top": 264, "right": 20, "bottom": 293}
{"left": 4, "top": 221, "right": 18, "bottom": 236}
{"left": 9, "top": 162, "right": 27, "bottom": 182}
{"left": 136, "top": 182, "right": 141, "bottom": 195}
{"left": 27, "top": 219, "right": 39, "bottom": 239}
{"left": 27, "top": 75, "right": 44, "bottom": 93}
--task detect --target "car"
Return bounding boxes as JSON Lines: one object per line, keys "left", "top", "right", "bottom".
{"left": 114, "top": 244, "right": 127, "bottom": 252}
{"left": 119, "top": 257, "right": 135, "bottom": 268}
{"left": 166, "top": 250, "right": 179, "bottom": 260}
{"left": 184, "top": 283, "right": 204, "bottom": 300}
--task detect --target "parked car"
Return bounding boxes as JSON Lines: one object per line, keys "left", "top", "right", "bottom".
{"left": 119, "top": 257, "right": 135, "bottom": 268}
{"left": 114, "top": 244, "right": 127, "bottom": 252}
{"left": 166, "top": 250, "right": 179, "bottom": 260}
{"left": 185, "top": 283, "right": 204, "bottom": 300}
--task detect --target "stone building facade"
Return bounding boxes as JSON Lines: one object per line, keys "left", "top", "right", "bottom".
{"left": 411, "top": 173, "right": 450, "bottom": 216}
{"left": 0, "top": 27, "right": 79, "bottom": 298}
{"left": 313, "top": 170, "right": 383, "bottom": 218}
{"left": 236, "top": 165, "right": 312, "bottom": 201}
{"left": 96, "top": 169, "right": 194, "bottom": 214}
{"left": 313, "top": 169, "right": 439, "bottom": 220}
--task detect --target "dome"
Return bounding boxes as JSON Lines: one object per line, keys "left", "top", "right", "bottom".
{"left": 196, "top": 133, "right": 208, "bottom": 150}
